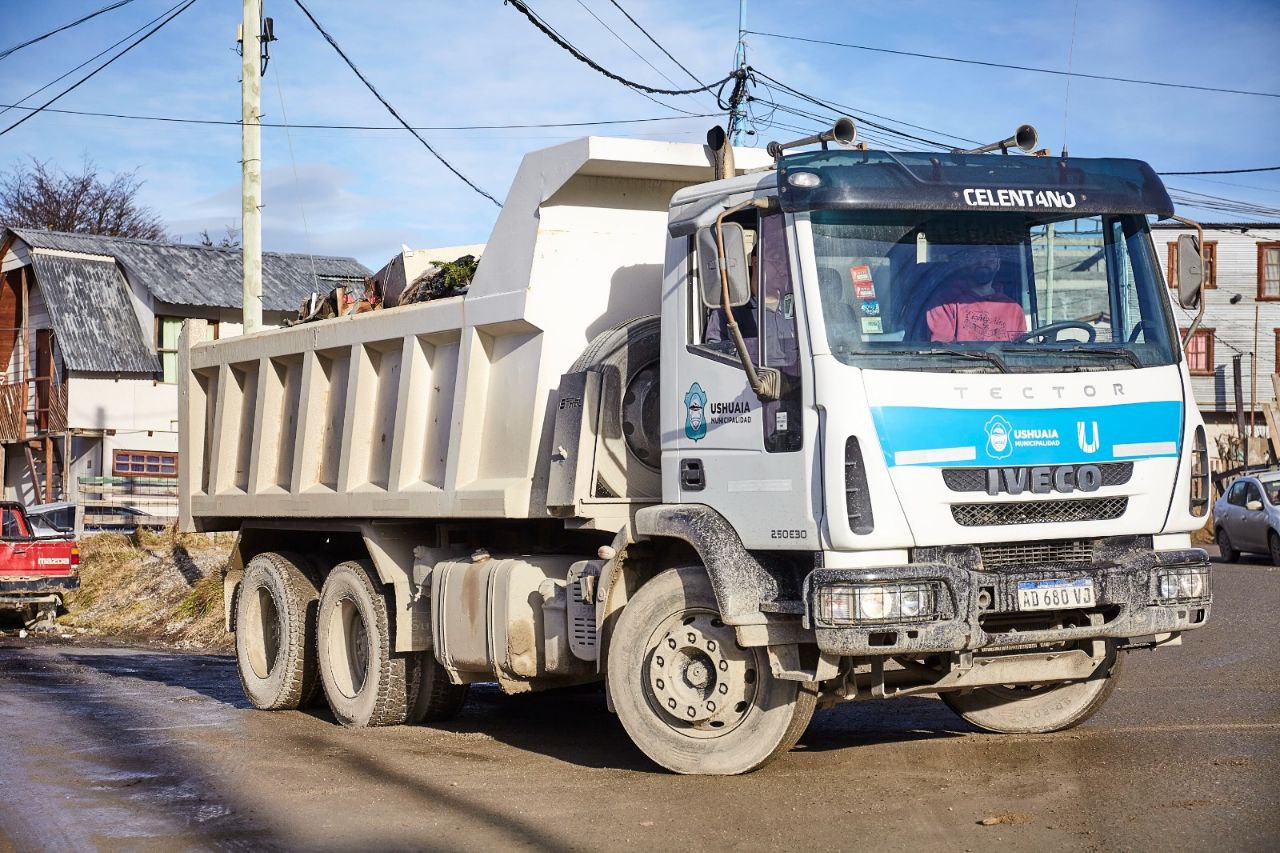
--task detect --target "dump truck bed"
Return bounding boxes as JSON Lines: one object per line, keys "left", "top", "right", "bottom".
{"left": 179, "top": 137, "right": 771, "bottom": 532}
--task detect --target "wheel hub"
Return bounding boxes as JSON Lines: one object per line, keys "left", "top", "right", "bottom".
{"left": 647, "top": 612, "right": 756, "bottom": 732}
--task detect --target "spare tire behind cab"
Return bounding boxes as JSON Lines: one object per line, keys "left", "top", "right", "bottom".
{"left": 570, "top": 315, "right": 662, "bottom": 500}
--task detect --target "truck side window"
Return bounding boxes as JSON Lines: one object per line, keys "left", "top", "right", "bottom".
{"left": 758, "top": 214, "right": 802, "bottom": 453}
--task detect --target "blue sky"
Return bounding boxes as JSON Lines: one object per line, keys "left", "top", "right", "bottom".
{"left": 3, "top": 0, "right": 1278, "bottom": 269}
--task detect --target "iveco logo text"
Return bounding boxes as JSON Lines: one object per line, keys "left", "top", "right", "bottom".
{"left": 962, "top": 188, "right": 1078, "bottom": 209}
{"left": 987, "top": 464, "right": 1102, "bottom": 496}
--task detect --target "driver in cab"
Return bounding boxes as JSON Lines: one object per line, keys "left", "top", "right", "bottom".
{"left": 925, "top": 246, "right": 1027, "bottom": 342}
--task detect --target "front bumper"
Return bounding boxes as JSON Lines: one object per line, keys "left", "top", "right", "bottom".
{"left": 803, "top": 543, "right": 1210, "bottom": 656}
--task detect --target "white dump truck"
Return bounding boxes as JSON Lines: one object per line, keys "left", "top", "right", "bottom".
{"left": 180, "top": 123, "right": 1214, "bottom": 774}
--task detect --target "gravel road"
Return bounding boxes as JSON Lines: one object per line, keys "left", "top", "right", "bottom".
{"left": 1, "top": 557, "right": 1276, "bottom": 852}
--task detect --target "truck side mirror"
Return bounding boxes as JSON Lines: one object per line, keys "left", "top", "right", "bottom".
{"left": 697, "top": 223, "right": 751, "bottom": 309}
{"left": 1176, "top": 233, "right": 1203, "bottom": 310}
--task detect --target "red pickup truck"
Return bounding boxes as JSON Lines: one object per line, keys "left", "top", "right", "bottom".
{"left": 0, "top": 502, "right": 79, "bottom": 629}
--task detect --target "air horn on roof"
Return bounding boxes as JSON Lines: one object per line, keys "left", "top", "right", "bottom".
{"left": 767, "top": 116, "right": 857, "bottom": 159}
{"left": 956, "top": 124, "right": 1039, "bottom": 155}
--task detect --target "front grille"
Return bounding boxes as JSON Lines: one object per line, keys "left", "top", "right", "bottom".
{"left": 978, "top": 540, "right": 1095, "bottom": 570}
{"left": 845, "top": 436, "right": 874, "bottom": 534}
{"left": 951, "top": 497, "right": 1128, "bottom": 527}
{"left": 942, "top": 461, "right": 1133, "bottom": 493}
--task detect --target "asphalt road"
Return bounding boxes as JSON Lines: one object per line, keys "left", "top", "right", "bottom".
{"left": 1, "top": 556, "right": 1276, "bottom": 853}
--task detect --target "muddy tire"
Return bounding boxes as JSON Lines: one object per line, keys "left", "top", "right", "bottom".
{"left": 316, "top": 560, "right": 415, "bottom": 727}
{"left": 235, "top": 551, "right": 320, "bottom": 711}
{"left": 571, "top": 315, "right": 661, "bottom": 499}
{"left": 407, "top": 653, "right": 468, "bottom": 724}
{"left": 1216, "top": 527, "right": 1240, "bottom": 563}
{"left": 607, "top": 566, "right": 817, "bottom": 775}
{"left": 941, "top": 643, "right": 1124, "bottom": 734}
{"left": 1269, "top": 532, "right": 1280, "bottom": 567}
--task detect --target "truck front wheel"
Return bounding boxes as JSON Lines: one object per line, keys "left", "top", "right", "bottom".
{"left": 941, "top": 642, "right": 1124, "bottom": 734}
{"left": 235, "top": 551, "right": 320, "bottom": 710}
{"left": 316, "top": 560, "right": 418, "bottom": 727}
{"left": 607, "top": 566, "right": 817, "bottom": 775}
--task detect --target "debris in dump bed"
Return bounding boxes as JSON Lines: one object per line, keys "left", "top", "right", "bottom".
{"left": 290, "top": 276, "right": 384, "bottom": 325}
{"left": 289, "top": 255, "right": 479, "bottom": 324}
{"left": 398, "top": 254, "right": 479, "bottom": 306}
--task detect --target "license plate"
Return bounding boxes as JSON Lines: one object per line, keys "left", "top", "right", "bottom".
{"left": 1016, "top": 578, "right": 1095, "bottom": 611}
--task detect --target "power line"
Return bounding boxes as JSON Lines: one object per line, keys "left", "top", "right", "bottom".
{"left": 0, "top": 101, "right": 716, "bottom": 130}
{"left": 505, "top": 0, "right": 732, "bottom": 96}
{"left": 750, "top": 69, "right": 957, "bottom": 150}
{"left": 1, "top": 0, "right": 190, "bottom": 119}
{"left": 1178, "top": 175, "right": 1280, "bottom": 195}
{"left": 568, "top": 0, "right": 705, "bottom": 112}
{"left": 0, "top": 0, "right": 200, "bottom": 137}
{"left": 604, "top": 0, "right": 706, "bottom": 88}
{"left": 291, "top": 0, "right": 501, "bottom": 207}
{"left": 0, "top": 0, "right": 139, "bottom": 62}
{"left": 1161, "top": 166, "right": 1280, "bottom": 176}
{"left": 746, "top": 30, "right": 1280, "bottom": 99}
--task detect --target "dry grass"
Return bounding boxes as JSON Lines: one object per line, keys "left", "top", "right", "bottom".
{"left": 62, "top": 528, "right": 235, "bottom": 651}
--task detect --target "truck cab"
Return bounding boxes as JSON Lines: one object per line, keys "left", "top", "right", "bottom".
{"left": 658, "top": 147, "right": 1210, "bottom": 649}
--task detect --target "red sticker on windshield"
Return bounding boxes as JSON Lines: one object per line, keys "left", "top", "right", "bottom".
{"left": 849, "top": 265, "right": 875, "bottom": 299}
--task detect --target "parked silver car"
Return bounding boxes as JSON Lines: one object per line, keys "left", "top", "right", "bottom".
{"left": 1213, "top": 472, "right": 1280, "bottom": 564}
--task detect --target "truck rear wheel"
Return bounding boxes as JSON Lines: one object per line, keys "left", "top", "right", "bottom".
{"left": 316, "top": 560, "right": 415, "bottom": 727}
{"left": 235, "top": 551, "right": 320, "bottom": 711}
{"left": 941, "top": 642, "right": 1123, "bottom": 734}
{"left": 572, "top": 315, "right": 661, "bottom": 499}
{"left": 607, "top": 566, "right": 817, "bottom": 775}
{"left": 407, "top": 652, "right": 469, "bottom": 724}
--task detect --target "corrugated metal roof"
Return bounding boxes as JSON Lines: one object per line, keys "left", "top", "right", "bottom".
{"left": 28, "top": 254, "right": 159, "bottom": 373}
{"left": 6, "top": 228, "right": 368, "bottom": 311}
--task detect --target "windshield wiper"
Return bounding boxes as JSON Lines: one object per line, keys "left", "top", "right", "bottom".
{"left": 1001, "top": 344, "right": 1143, "bottom": 369}
{"left": 923, "top": 347, "right": 1010, "bottom": 373}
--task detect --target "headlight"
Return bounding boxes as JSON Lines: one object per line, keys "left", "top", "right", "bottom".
{"left": 1155, "top": 567, "right": 1210, "bottom": 602}
{"left": 814, "top": 582, "right": 939, "bottom": 625}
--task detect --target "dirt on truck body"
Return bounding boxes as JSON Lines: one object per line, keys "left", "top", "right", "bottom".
{"left": 181, "top": 122, "right": 1215, "bottom": 774}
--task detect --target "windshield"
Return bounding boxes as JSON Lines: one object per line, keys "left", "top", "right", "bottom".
{"left": 810, "top": 210, "right": 1178, "bottom": 373}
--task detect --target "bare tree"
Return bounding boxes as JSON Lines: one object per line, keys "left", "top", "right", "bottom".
{"left": 0, "top": 157, "right": 165, "bottom": 240}
{"left": 198, "top": 225, "right": 241, "bottom": 249}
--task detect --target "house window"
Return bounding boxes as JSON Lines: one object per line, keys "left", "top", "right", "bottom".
{"left": 1167, "top": 240, "right": 1217, "bottom": 289}
{"left": 113, "top": 449, "right": 178, "bottom": 478}
{"left": 1259, "top": 242, "right": 1280, "bottom": 300}
{"left": 1181, "top": 327, "right": 1214, "bottom": 376}
{"left": 156, "top": 316, "right": 182, "bottom": 383}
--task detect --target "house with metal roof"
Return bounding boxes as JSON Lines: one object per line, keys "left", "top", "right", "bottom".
{"left": 1151, "top": 221, "right": 1280, "bottom": 470}
{"left": 0, "top": 227, "right": 368, "bottom": 518}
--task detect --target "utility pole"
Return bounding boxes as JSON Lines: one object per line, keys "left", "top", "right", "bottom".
{"left": 728, "top": 0, "right": 748, "bottom": 146}
{"left": 241, "top": 0, "right": 263, "bottom": 334}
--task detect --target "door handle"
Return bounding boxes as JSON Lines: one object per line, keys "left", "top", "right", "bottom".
{"left": 680, "top": 458, "right": 705, "bottom": 491}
